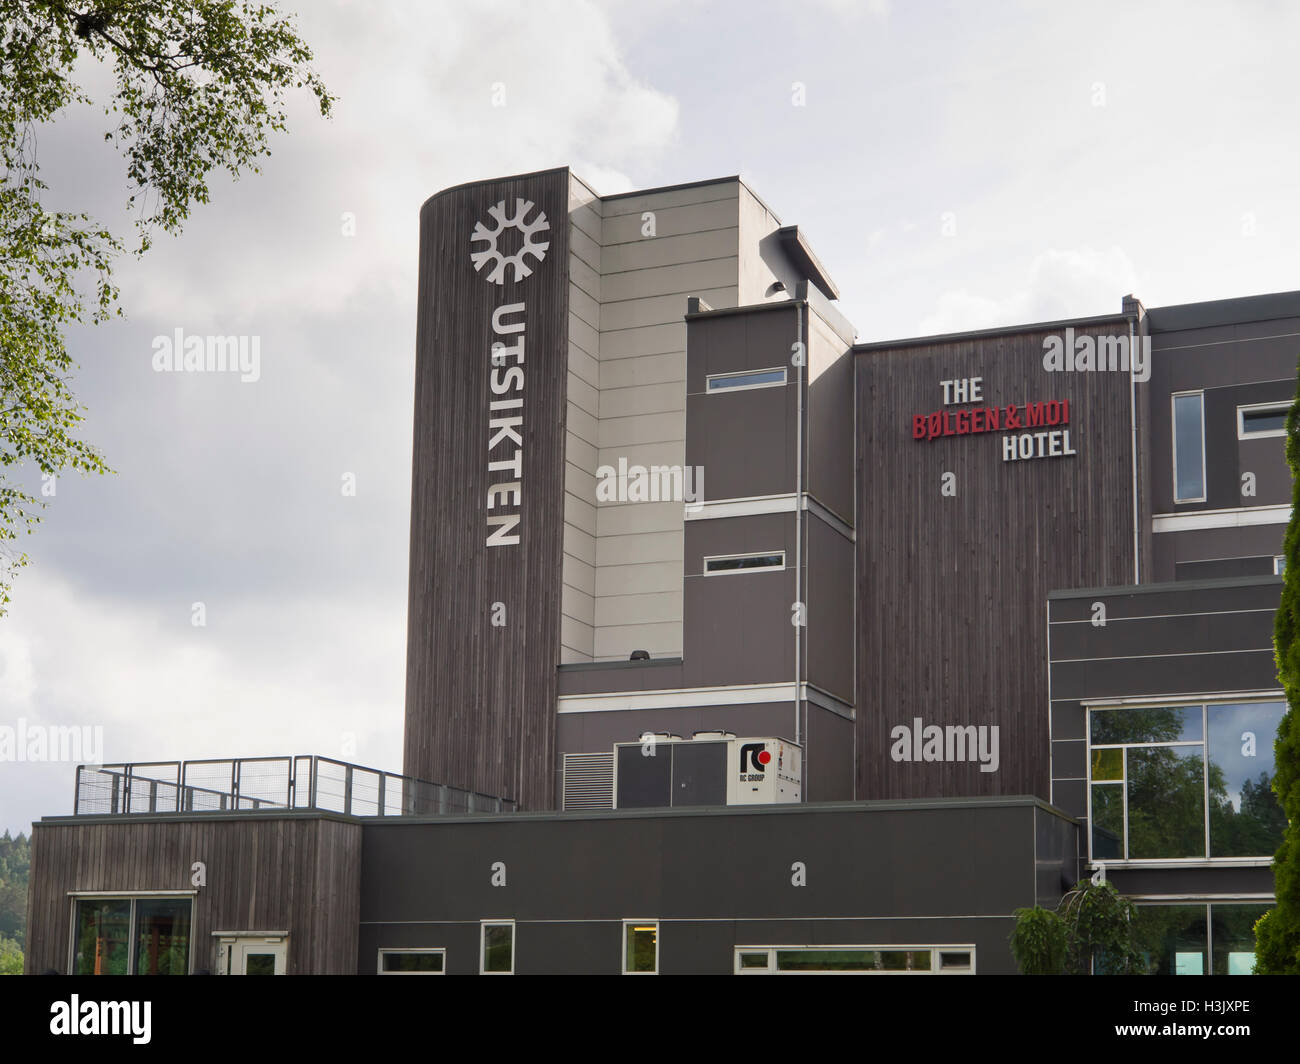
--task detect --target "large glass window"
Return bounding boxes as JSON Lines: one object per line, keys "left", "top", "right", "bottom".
{"left": 73, "top": 899, "right": 131, "bottom": 975}
{"left": 1173, "top": 392, "right": 1206, "bottom": 503}
{"left": 1207, "top": 702, "right": 1288, "bottom": 857}
{"left": 623, "top": 921, "right": 658, "bottom": 974}
{"left": 1212, "top": 904, "right": 1272, "bottom": 975}
{"left": 1088, "top": 701, "right": 1287, "bottom": 861}
{"left": 133, "top": 898, "right": 191, "bottom": 975}
{"left": 1131, "top": 903, "right": 1271, "bottom": 975}
{"left": 73, "top": 896, "right": 191, "bottom": 975}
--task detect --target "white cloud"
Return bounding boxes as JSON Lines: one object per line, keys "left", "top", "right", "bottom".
{"left": 917, "top": 246, "right": 1139, "bottom": 335}
{"left": 1, "top": 567, "right": 405, "bottom": 833}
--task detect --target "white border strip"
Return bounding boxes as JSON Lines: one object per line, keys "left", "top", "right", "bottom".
{"left": 1081, "top": 689, "right": 1283, "bottom": 708}
{"left": 1152, "top": 503, "right": 1291, "bottom": 532}
{"left": 684, "top": 493, "right": 855, "bottom": 540}
{"left": 558, "top": 681, "right": 854, "bottom": 718}
{"left": 686, "top": 494, "right": 796, "bottom": 520}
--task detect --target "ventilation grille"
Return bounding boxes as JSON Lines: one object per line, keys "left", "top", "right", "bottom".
{"left": 562, "top": 752, "right": 614, "bottom": 810}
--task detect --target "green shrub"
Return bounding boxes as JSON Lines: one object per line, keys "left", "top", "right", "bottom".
{"left": 1011, "top": 878, "right": 1143, "bottom": 975}
{"left": 1259, "top": 362, "right": 1300, "bottom": 974}
{"left": 1010, "top": 906, "right": 1067, "bottom": 974}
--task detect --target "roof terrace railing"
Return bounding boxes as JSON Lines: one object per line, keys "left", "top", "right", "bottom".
{"left": 72, "top": 756, "right": 516, "bottom": 817}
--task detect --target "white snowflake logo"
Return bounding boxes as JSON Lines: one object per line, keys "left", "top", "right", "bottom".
{"left": 470, "top": 197, "right": 550, "bottom": 284}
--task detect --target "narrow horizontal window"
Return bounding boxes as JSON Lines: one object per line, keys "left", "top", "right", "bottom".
{"left": 735, "top": 945, "right": 972, "bottom": 975}
{"left": 379, "top": 949, "right": 445, "bottom": 974}
{"left": 706, "top": 368, "right": 787, "bottom": 393}
{"left": 704, "top": 552, "right": 785, "bottom": 575}
{"left": 776, "top": 948, "right": 932, "bottom": 972}
{"left": 1238, "top": 402, "right": 1289, "bottom": 439}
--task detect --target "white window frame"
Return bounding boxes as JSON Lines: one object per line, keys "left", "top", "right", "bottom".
{"left": 67, "top": 891, "right": 196, "bottom": 976}
{"left": 1085, "top": 697, "right": 1286, "bottom": 866}
{"left": 733, "top": 944, "right": 975, "bottom": 975}
{"left": 479, "top": 919, "right": 515, "bottom": 975}
{"left": 1276, "top": 555, "right": 1287, "bottom": 576}
{"left": 703, "top": 550, "right": 786, "bottom": 576}
{"left": 377, "top": 947, "right": 446, "bottom": 975}
{"left": 706, "top": 367, "right": 787, "bottom": 394}
{"left": 1236, "top": 401, "right": 1289, "bottom": 440}
{"left": 1172, "top": 390, "right": 1207, "bottom": 504}
{"left": 622, "top": 919, "right": 659, "bottom": 975}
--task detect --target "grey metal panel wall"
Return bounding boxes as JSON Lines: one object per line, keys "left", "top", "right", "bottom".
{"left": 684, "top": 303, "right": 800, "bottom": 500}
{"left": 682, "top": 512, "right": 797, "bottom": 688}
{"left": 403, "top": 168, "right": 571, "bottom": 808}
{"left": 1146, "top": 315, "right": 1299, "bottom": 515}
{"left": 806, "top": 311, "right": 856, "bottom": 524}
{"left": 24, "top": 815, "right": 361, "bottom": 974}
{"left": 357, "top": 799, "right": 1069, "bottom": 974}
{"left": 1046, "top": 577, "right": 1283, "bottom": 829}
{"left": 806, "top": 515, "right": 854, "bottom": 704}
{"left": 1154, "top": 524, "right": 1287, "bottom": 583}
{"left": 855, "top": 326, "right": 1138, "bottom": 801}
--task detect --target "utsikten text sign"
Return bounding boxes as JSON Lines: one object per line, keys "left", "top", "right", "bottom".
{"left": 912, "top": 376, "right": 1077, "bottom": 463}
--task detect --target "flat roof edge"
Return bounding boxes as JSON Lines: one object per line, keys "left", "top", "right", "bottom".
{"left": 855, "top": 312, "right": 1132, "bottom": 352}
{"left": 362, "top": 795, "right": 1077, "bottom": 827}
{"left": 599, "top": 174, "right": 742, "bottom": 202}
{"left": 1048, "top": 574, "right": 1284, "bottom": 600}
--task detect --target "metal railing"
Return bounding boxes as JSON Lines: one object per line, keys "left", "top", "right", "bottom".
{"left": 72, "top": 755, "right": 516, "bottom": 817}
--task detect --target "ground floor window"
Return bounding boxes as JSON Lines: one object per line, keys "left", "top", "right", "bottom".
{"left": 378, "top": 948, "right": 445, "bottom": 974}
{"left": 480, "top": 920, "right": 514, "bottom": 974}
{"left": 623, "top": 920, "right": 658, "bottom": 974}
{"left": 734, "top": 945, "right": 974, "bottom": 974}
{"left": 1131, "top": 902, "right": 1271, "bottom": 975}
{"left": 72, "top": 895, "right": 192, "bottom": 975}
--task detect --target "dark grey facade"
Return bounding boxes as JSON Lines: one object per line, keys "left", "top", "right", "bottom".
{"left": 1048, "top": 576, "right": 1283, "bottom": 902}
{"left": 21, "top": 171, "right": 1296, "bottom": 975}
{"left": 357, "top": 799, "right": 1076, "bottom": 975}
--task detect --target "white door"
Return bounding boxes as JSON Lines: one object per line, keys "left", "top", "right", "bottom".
{"left": 225, "top": 938, "right": 287, "bottom": 975}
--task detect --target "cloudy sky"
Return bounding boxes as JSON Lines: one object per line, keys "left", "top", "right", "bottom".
{"left": 2, "top": 0, "right": 1298, "bottom": 834}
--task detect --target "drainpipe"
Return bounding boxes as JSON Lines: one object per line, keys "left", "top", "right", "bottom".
{"left": 1129, "top": 315, "right": 1141, "bottom": 584}
{"left": 794, "top": 296, "right": 805, "bottom": 800}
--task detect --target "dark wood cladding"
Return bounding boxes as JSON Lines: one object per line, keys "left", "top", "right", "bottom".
{"left": 403, "top": 168, "right": 569, "bottom": 809}
{"left": 855, "top": 325, "right": 1141, "bottom": 800}
{"left": 24, "top": 815, "right": 360, "bottom": 974}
